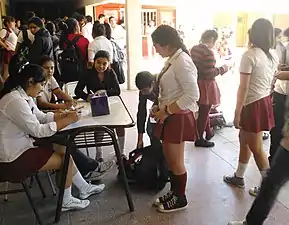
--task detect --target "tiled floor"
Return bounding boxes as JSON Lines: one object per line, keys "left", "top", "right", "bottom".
{"left": 1, "top": 90, "right": 289, "bottom": 225}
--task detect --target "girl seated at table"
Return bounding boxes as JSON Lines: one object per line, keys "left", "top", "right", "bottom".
{"left": 75, "top": 50, "right": 126, "bottom": 160}
{"left": 0, "top": 64, "right": 105, "bottom": 212}
{"left": 36, "top": 55, "right": 76, "bottom": 110}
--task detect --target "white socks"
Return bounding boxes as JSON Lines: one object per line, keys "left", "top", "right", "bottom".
{"left": 72, "top": 171, "right": 90, "bottom": 193}
{"left": 63, "top": 186, "right": 72, "bottom": 205}
{"left": 118, "top": 136, "right": 125, "bottom": 155}
{"left": 235, "top": 162, "right": 248, "bottom": 178}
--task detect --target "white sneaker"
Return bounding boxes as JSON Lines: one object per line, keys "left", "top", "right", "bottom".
{"left": 249, "top": 186, "right": 260, "bottom": 197}
{"left": 85, "top": 160, "right": 115, "bottom": 182}
{"left": 228, "top": 221, "right": 247, "bottom": 225}
{"left": 62, "top": 197, "right": 90, "bottom": 212}
{"left": 98, "top": 160, "right": 115, "bottom": 173}
{"left": 79, "top": 183, "right": 105, "bottom": 200}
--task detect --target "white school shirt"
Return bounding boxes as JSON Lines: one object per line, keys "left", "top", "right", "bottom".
{"left": 239, "top": 47, "right": 278, "bottom": 106}
{"left": 82, "top": 22, "right": 93, "bottom": 42}
{"left": 158, "top": 48, "right": 200, "bottom": 113}
{"left": 0, "top": 88, "right": 57, "bottom": 162}
{"left": 88, "top": 36, "right": 114, "bottom": 63}
{"left": 17, "top": 29, "right": 35, "bottom": 44}
{"left": 37, "top": 77, "right": 60, "bottom": 103}
{"left": 0, "top": 29, "right": 18, "bottom": 51}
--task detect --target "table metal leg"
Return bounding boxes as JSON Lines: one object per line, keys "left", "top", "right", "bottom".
{"left": 54, "top": 144, "right": 71, "bottom": 223}
{"left": 113, "top": 140, "right": 134, "bottom": 212}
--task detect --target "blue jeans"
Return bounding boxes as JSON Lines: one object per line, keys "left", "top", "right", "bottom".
{"left": 146, "top": 120, "right": 161, "bottom": 146}
{"left": 246, "top": 146, "right": 289, "bottom": 224}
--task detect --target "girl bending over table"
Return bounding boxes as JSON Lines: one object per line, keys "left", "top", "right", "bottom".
{"left": 36, "top": 55, "right": 76, "bottom": 110}
{"left": 75, "top": 50, "right": 126, "bottom": 161}
{"left": 0, "top": 64, "right": 105, "bottom": 212}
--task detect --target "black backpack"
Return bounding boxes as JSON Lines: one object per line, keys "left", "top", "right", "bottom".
{"left": 59, "top": 36, "right": 84, "bottom": 83}
{"left": 122, "top": 141, "right": 169, "bottom": 191}
{"left": 10, "top": 30, "right": 31, "bottom": 71}
{"left": 110, "top": 39, "right": 125, "bottom": 84}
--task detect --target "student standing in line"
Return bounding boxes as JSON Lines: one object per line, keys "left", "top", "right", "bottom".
{"left": 223, "top": 19, "right": 278, "bottom": 197}
{"left": 190, "top": 29, "right": 229, "bottom": 148}
{"left": 150, "top": 25, "right": 199, "bottom": 213}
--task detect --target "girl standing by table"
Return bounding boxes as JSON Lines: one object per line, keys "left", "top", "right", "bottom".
{"left": 223, "top": 18, "right": 278, "bottom": 197}
{"left": 75, "top": 50, "right": 125, "bottom": 161}
{"left": 190, "top": 29, "right": 229, "bottom": 148}
{"left": 151, "top": 25, "right": 199, "bottom": 213}
{"left": 0, "top": 64, "right": 105, "bottom": 212}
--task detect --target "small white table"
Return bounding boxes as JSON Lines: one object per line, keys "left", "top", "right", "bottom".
{"left": 55, "top": 96, "right": 135, "bottom": 223}
{"left": 61, "top": 96, "right": 135, "bottom": 131}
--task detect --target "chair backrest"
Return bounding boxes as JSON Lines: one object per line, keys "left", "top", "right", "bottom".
{"left": 64, "top": 81, "right": 87, "bottom": 99}
{"left": 64, "top": 81, "right": 78, "bottom": 98}
{"left": 67, "top": 126, "right": 119, "bottom": 153}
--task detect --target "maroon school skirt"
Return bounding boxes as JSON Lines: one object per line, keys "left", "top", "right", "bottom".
{"left": 154, "top": 111, "right": 198, "bottom": 144}
{"left": 240, "top": 96, "right": 274, "bottom": 133}
{"left": 0, "top": 147, "right": 54, "bottom": 182}
{"left": 198, "top": 79, "right": 221, "bottom": 105}
{"left": 2, "top": 50, "right": 15, "bottom": 64}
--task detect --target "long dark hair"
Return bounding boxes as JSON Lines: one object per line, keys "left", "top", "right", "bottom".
{"left": 151, "top": 25, "right": 189, "bottom": 55}
{"left": 92, "top": 23, "right": 106, "bottom": 39}
{"left": 59, "top": 18, "right": 79, "bottom": 48}
{"left": 3, "top": 16, "right": 15, "bottom": 32}
{"left": 0, "top": 64, "right": 45, "bottom": 99}
{"left": 103, "top": 22, "right": 112, "bottom": 40}
{"left": 249, "top": 18, "right": 274, "bottom": 59}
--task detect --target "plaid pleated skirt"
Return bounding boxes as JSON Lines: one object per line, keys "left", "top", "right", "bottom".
{"left": 240, "top": 96, "right": 275, "bottom": 133}
{"left": 154, "top": 111, "right": 198, "bottom": 144}
{"left": 198, "top": 79, "right": 221, "bottom": 105}
{"left": 0, "top": 147, "right": 54, "bottom": 182}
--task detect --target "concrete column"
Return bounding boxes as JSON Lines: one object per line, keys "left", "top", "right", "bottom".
{"left": 125, "top": 0, "right": 142, "bottom": 90}
{"left": 85, "top": 5, "right": 95, "bottom": 21}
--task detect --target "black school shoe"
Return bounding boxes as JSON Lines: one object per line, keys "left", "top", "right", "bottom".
{"left": 157, "top": 194, "right": 188, "bottom": 213}
{"left": 195, "top": 139, "right": 215, "bottom": 148}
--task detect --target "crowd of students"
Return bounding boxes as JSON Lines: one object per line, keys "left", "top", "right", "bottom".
{"left": 0, "top": 9, "right": 289, "bottom": 223}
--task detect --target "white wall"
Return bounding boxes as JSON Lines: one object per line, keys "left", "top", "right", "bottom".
{"left": 85, "top": 5, "right": 94, "bottom": 21}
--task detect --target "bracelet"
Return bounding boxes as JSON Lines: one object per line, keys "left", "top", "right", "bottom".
{"left": 165, "top": 105, "right": 173, "bottom": 115}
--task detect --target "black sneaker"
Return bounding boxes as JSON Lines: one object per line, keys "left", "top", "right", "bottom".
{"left": 157, "top": 194, "right": 188, "bottom": 213}
{"left": 153, "top": 190, "right": 174, "bottom": 207}
{"left": 205, "top": 129, "right": 215, "bottom": 141}
{"left": 195, "top": 139, "right": 215, "bottom": 148}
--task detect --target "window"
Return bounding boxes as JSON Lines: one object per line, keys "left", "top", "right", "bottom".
{"left": 141, "top": 9, "right": 157, "bottom": 35}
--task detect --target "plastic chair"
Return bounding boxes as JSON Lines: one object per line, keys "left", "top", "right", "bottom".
{"left": 0, "top": 175, "right": 45, "bottom": 225}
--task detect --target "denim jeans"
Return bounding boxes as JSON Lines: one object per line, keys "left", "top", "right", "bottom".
{"left": 246, "top": 146, "right": 289, "bottom": 225}
{"left": 269, "top": 92, "right": 286, "bottom": 164}
{"left": 146, "top": 120, "right": 161, "bottom": 146}
{"left": 39, "top": 133, "right": 99, "bottom": 177}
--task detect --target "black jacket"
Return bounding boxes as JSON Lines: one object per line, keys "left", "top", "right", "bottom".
{"left": 28, "top": 28, "right": 53, "bottom": 63}
{"left": 75, "top": 68, "right": 120, "bottom": 100}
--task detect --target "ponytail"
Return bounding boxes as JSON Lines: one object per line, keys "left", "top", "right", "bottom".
{"left": 179, "top": 40, "right": 190, "bottom": 56}
{"left": 0, "top": 64, "right": 46, "bottom": 99}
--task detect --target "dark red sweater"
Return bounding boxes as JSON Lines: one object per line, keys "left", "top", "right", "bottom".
{"left": 190, "top": 44, "right": 227, "bottom": 80}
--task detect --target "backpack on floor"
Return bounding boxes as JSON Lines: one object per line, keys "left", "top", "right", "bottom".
{"left": 209, "top": 108, "right": 226, "bottom": 129}
{"left": 59, "top": 36, "right": 84, "bottom": 83}
{"left": 122, "top": 142, "right": 169, "bottom": 191}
